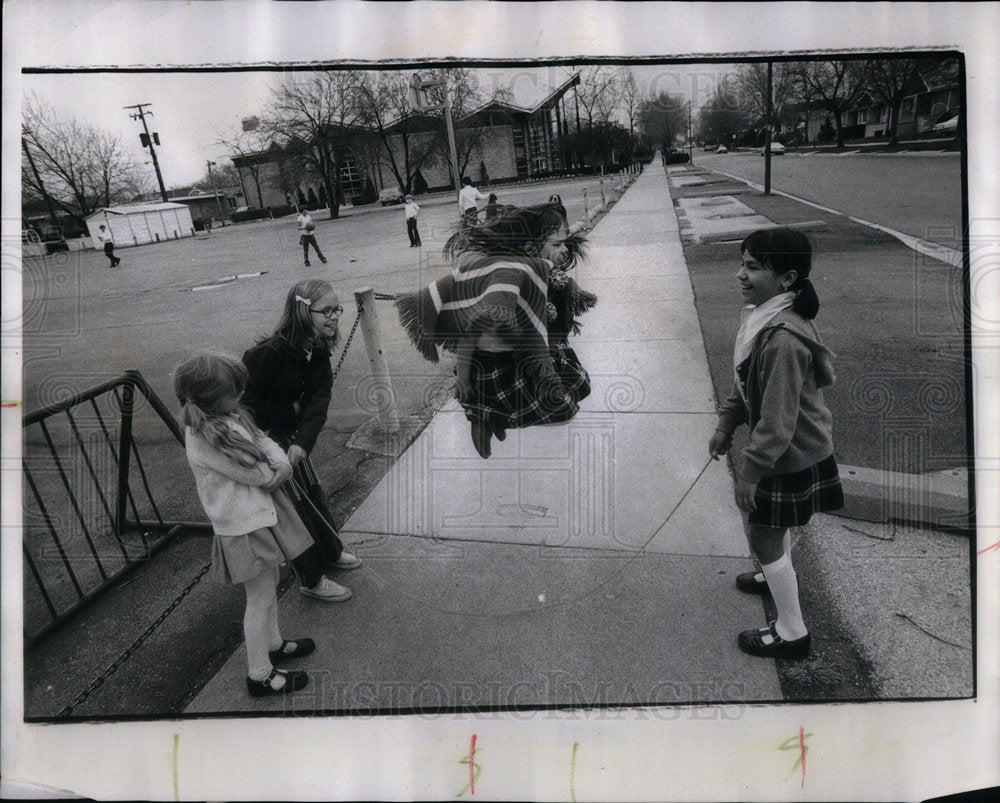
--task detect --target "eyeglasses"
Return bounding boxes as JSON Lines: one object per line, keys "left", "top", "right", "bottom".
{"left": 311, "top": 305, "right": 344, "bottom": 319}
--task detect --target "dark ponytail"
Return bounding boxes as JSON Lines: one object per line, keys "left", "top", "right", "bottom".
{"left": 792, "top": 276, "right": 820, "bottom": 319}
{"left": 741, "top": 227, "right": 820, "bottom": 319}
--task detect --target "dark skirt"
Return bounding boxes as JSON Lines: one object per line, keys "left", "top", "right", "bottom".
{"left": 748, "top": 454, "right": 844, "bottom": 528}
{"left": 285, "top": 455, "right": 345, "bottom": 588}
{"left": 461, "top": 349, "right": 581, "bottom": 431}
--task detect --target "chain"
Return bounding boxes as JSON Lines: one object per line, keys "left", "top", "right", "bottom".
{"left": 56, "top": 560, "right": 213, "bottom": 718}
{"left": 330, "top": 306, "right": 363, "bottom": 383}
{"left": 373, "top": 291, "right": 397, "bottom": 301}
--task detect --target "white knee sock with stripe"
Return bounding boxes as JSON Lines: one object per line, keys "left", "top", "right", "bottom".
{"left": 760, "top": 553, "right": 808, "bottom": 642}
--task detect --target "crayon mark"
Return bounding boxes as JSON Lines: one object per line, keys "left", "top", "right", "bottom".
{"left": 570, "top": 741, "right": 580, "bottom": 802}
{"left": 172, "top": 733, "right": 179, "bottom": 801}
{"left": 1, "top": 401, "right": 20, "bottom": 408}
{"left": 457, "top": 734, "right": 481, "bottom": 797}
{"left": 779, "top": 728, "right": 811, "bottom": 787}
{"left": 977, "top": 540, "right": 1000, "bottom": 555}
{"left": 798, "top": 726, "right": 806, "bottom": 789}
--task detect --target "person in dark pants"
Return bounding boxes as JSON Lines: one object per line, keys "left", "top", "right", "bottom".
{"left": 96, "top": 225, "right": 120, "bottom": 267}
{"left": 296, "top": 211, "right": 327, "bottom": 267}
{"left": 242, "top": 279, "right": 362, "bottom": 602}
{"left": 404, "top": 195, "right": 422, "bottom": 247}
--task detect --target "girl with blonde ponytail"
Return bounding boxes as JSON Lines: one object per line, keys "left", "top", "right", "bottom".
{"left": 174, "top": 352, "right": 318, "bottom": 698}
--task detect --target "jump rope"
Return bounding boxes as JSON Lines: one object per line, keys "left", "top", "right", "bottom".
{"left": 280, "top": 453, "right": 719, "bottom": 618}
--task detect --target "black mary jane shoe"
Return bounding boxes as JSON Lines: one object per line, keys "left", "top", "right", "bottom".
{"left": 738, "top": 624, "right": 810, "bottom": 660}
{"left": 736, "top": 571, "right": 769, "bottom": 595}
{"left": 268, "top": 638, "right": 316, "bottom": 665}
{"left": 247, "top": 668, "right": 309, "bottom": 697}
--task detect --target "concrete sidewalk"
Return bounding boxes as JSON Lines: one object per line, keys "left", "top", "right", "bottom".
{"left": 186, "top": 165, "right": 785, "bottom": 714}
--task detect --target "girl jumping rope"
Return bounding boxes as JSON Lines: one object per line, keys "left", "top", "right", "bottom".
{"left": 175, "top": 353, "right": 316, "bottom": 697}
{"left": 709, "top": 227, "right": 844, "bottom": 660}
{"left": 395, "top": 202, "right": 591, "bottom": 458}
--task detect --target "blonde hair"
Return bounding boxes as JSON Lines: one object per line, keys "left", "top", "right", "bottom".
{"left": 173, "top": 353, "right": 266, "bottom": 467}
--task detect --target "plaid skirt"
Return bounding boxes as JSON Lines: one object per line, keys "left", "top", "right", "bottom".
{"left": 462, "top": 349, "right": 582, "bottom": 430}
{"left": 551, "top": 343, "right": 591, "bottom": 405}
{"left": 748, "top": 454, "right": 844, "bottom": 528}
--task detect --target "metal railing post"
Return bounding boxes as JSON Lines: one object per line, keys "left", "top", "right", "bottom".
{"left": 115, "top": 378, "right": 135, "bottom": 538}
{"left": 354, "top": 287, "right": 400, "bottom": 434}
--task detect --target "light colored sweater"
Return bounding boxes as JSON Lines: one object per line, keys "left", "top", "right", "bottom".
{"left": 184, "top": 418, "right": 291, "bottom": 536}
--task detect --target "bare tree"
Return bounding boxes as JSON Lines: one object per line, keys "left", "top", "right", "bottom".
{"left": 354, "top": 70, "right": 438, "bottom": 193}
{"left": 22, "top": 94, "right": 146, "bottom": 225}
{"left": 261, "top": 71, "right": 368, "bottom": 218}
{"left": 865, "top": 57, "right": 924, "bottom": 145}
{"left": 574, "top": 66, "right": 621, "bottom": 168}
{"left": 734, "top": 62, "right": 799, "bottom": 141}
{"left": 618, "top": 68, "right": 643, "bottom": 147}
{"left": 637, "top": 90, "right": 687, "bottom": 155}
{"left": 787, "top": 60, "right": 871, "bottom": 147}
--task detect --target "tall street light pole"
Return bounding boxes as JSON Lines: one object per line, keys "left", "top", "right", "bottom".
{"left": 125, "top": 103, "right": 168, "bottom": 203}
{"left": 206, "top": 160, "right": 227, "bottom": 227}
{"left": 764, "top": 61, "right": 773, "bottom": 196}
{"left": 410, "top": 70, "right": 461, "bottom": 203}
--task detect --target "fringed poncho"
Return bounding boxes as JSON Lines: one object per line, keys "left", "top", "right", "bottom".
{"left": 395, "top": 252, "right": 553, "bottom": 365}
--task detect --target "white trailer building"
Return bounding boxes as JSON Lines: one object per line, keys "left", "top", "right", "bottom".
{"left": 85, "top": 203, "right": 195, "bottom": 248}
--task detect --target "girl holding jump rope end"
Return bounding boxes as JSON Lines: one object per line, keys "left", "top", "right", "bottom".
{"left": 709, "top": 227, "right": 844, "bottom": 660}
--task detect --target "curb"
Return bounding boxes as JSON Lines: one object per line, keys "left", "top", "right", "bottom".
{"left": 838, "top": 464, "right": 970, "bottom": 531}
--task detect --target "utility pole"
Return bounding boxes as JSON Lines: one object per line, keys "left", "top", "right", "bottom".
{"left": 687, "top": 99, "right": 693, "bottom": 164}
{"left": 206, "top": 160, "right": 227, "bottom": 227}
{"left": 125, "top": 103, "right": 168, "bottom": 203}
{"left": 764, "top": 62, "right": 773, "bottom": 196}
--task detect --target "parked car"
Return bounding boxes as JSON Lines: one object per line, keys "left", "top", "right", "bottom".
{"left": 932, "top": 113, "right": 959, "bottom": 133}
{"left": 379, "top": 187, "right": 404, "bottom": 206}
{"left": 715, "top": 145, "right": 728, "bottom": 154}
{"left": 760, "top": 142, "right": 786, "bottom": 155}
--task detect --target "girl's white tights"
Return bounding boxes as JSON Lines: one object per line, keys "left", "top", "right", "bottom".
{"left": 243, "top": 566, "right": 283, "bottom": 681}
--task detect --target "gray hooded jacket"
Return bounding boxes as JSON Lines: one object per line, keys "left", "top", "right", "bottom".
{"left": 716, "top": 310, "right": 837, "bottom": 484}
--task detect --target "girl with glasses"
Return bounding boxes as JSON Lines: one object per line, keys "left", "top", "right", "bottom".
{"left": 242, "top": 279, "right": 362, "bottom": 603}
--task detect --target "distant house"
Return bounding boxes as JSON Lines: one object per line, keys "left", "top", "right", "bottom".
{"left": 84, "top": 203, "right": 195, "bottom": 247}
{"left": 789, "top": 58, "right": 961, "bottom": 143}
{"left": 132, "top": 185, "right": 244, "bottom": 229}
{"left": 230, "top": 72, "right": 587, "bottom": 208}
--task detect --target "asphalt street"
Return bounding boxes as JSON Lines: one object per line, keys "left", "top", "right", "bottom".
{"left": 695, "top": 150, "right": 963, "bottom": 247}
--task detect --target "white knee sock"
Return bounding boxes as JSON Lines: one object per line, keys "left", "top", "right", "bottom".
{"left": 760, "top": 553, "right": 807, "bottom": 641}
{"left": 244, "top": 571, "right": 279, "bottom": 681}
{"left": 753, "top": 532, "right": 792, "bottom": 584}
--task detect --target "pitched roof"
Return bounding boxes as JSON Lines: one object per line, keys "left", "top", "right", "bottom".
{"left": 85, "top": 203, "right": 188, "bottom": 218}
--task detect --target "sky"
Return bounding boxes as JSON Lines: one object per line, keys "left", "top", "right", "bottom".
{"left": 21, "top": 63, "right": 734, "bottom": 188}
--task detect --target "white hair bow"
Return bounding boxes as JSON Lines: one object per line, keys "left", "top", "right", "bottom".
{"left": 295, "top": 295, "right": 312, "bottom": 306}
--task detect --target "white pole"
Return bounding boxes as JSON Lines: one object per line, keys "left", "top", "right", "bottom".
{"left": 354, "top": 287, "right": 399, "bottom": 434}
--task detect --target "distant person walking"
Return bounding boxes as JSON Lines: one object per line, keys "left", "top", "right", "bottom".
{"left": 404, "top": 194, "right": 422, "bottom": 247}
{"left": 458, "top": 176, "right": 489, "bottom": 229}
{"left": 709, "top": 227, "right": 844, "bottom": 660}
{"left": 174, "top": 352, "right": 316, "bottom": 698}
{"left": 96, "top": 225, "right": 120, "bottom": 268}
{"left": 242, "top": 279, "right": 362, "bottom": 603}
{"left": 296, "top": 211, "right": 327, "bottom": 267}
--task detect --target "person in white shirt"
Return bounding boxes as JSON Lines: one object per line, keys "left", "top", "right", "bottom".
{"left": 296, "top": 211, "right": 327, "bottom": 267}
{"left": 458, "top": 176, "right": 489, "bottom": 229}
{"left": 96, "top": 225, "right": 120, "bottom": 267}
{"left": 404, "top": 195, "right": 422, "bottom": 247}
